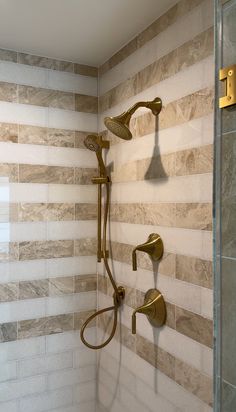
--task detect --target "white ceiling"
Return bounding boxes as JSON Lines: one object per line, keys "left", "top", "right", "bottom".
{"left": 0, "top": 0, "right": 177, "bottom": 66}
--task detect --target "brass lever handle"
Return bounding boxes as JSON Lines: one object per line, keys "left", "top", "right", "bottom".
{"left": 132, "top": 233, "right": 163, "bottom": 271}
{"left": 132, "top": 289, "right": 166, "bottom": 334}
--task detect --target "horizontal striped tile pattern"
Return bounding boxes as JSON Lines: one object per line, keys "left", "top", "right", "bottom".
{"left": 107, "top": 240, "right": 212, "bottom": 288}
{"left": 98, "top": 312, "right": 212, "bottom": 406}
{"left": 97, "top": 0, "right": 214, "bottom": 410}
{"left": 99, "top": 0, "right": 205, "bottom": 75}
{"left": 100, "top": 28, "right": 213, "bottom": 112}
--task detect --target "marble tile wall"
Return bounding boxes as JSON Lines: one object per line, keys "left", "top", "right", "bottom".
{"left": 0, "top": 50, "right": 98, "bottom": 411}
{"left": 97, "top": 0, "right": 214, "bottom": 410}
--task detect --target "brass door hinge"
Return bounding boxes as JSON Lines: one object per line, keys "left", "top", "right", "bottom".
{"left": 219, "top": 64, "right": 236, "bottom": 108}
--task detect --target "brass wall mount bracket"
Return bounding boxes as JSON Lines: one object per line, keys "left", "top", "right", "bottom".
{"left": 219, "top": 64, "right": 236, "bottom": 108}
{"left": 132, "top": 233, "right": 164, "bottom": 271}
{"left": 132, "top": 288, "right": 166, "bottom": 334}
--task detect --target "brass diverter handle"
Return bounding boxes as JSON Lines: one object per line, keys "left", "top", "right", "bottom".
{"left": 132, "top": 233, "right": 164, "bottom": 271}
{"left": 132, "top": 288, "right": 166, "bottom": 334}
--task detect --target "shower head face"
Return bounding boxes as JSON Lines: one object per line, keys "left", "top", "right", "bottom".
{"left": 84, "top": 135, "right": 100, "bottom": 152}
{"left": 104, "top": 116, "right": 132, "bottom": 140}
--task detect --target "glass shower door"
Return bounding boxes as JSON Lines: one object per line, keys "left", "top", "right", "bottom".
{"left": 215, "top": 0, "right": 236, "bottom": 410}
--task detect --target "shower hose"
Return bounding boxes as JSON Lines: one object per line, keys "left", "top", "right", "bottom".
{"left": 80, "top": 182, "right": 124, "bottom": 349}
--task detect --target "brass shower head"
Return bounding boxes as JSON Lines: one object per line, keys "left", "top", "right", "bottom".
{"left": 104, "top": 97, "right": 162, "bottom": 140}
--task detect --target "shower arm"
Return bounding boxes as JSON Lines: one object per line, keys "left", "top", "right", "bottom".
{"left": 126, "top": 98, "right": 162, "bottom": 117}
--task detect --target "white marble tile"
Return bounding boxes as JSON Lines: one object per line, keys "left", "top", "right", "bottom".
{"left": 48, "top": 108, "right": 97, "bottom": 132}
{"left": 0, "top": 259, "right": 47, "bottom": 283}
{"left": 47, "top": 220, "right": 96, "bottom": 240}
{"left": 0, "top": 361, "right": 17, "bottom": 383}
{"left": 0, "top": 102, "right": 48, "bottom": 127}
{"left": 201, "top": 287, "right": 213, "bottom": 319}
{"left": 9, "top": 222, "right": 47, "bottom": 242}
{"left": 9, "top": 183, "right": 48, "bottom": 203}
{"left": 0, "top": 375, "right": 46, "bottom": 402}
{"left": 73, "top": 380, "right": 96, "bottom": 404}
{"left": 110, "top": 174, "right": 213, "bottom": 204}
{"left": 0, "top": 298, "right": 46, "bottom": 323}
{"left": 48, "top": 184, "right": 96, "bottom": 203}
{"left": 0, "top": 400, "right": 18, "bottom": 412}
{"left": 46, "top": 328, "right": 96, "bottom": 353}
{"left": 46, "top": 256, "right": 96, "bottom": 277}
{"left": 18, "top": 351, "right": 73, "bottom": 378}
{"left": 48, "top": 365, "right": 96, "bottom": 390}
{"left": 0, "top": 337, "right": 46, "bottom": 362}
{"left": 73, "top": 347, "right": 97, "bottom": 368}
{"left": 47, "top": 146, "right": 96, "bottom": 168}
{"left": 46, "top": 291, "right": 96, "bottom": 316}
{"left": 19, "top": 386, "right": 73, "bottom": 412}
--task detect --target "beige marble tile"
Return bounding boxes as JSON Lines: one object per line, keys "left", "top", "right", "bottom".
{"left": 74, "top": 168, "right": 98, "bottom": 184}
{"left": 0, "top": 122, "right": 18, "bottom": 143}
{"left": 74, "top": 238, "right": 97, "bottom": 256}
{"left": 19, "top": 240, "right": 74, "bottom": 260}
{"left": 75, "top": 94, "right": 98, "bottom": 114}
{"left": 75, "top": 131, "right": 91, "bottom": 148}
{"left": 74, "top": 64, "right": 98, "bottom": 77}
{"left": 19, "top": 164, "right": 74, "bottom": 184}
{"left": 74, "top": 274, "right": 97, "bottom": 292}
{"left": 0, "top": 322, "right": 17, "bottom": 342}
{"left": 75, "top": 203, "right": 97, "bottom": 220}
{"left": 49, "top": 276, "right": 74, "bottom": 296}
{"left": 118, "top": 322, "right": 136, "bottom": 352}
{"left": 0, "top": 242, "right": 19, "bottom": 262}
{"left": 175, "top": 145, "right": 213, "bottom": 176}
{"left": 175, "top": 358, "right": 213, "bottom": 405}
{"left": 176, "top": 307, "right": 213, "bottom": 348}
{"left": 97, "top": 275, "right": 107, "bottom": 294}
{"left": 74, "top": 310, "right": 96, "bottom": 329}
{"left": 17, "top": 53, "right": 74, "bottom": 72}
{"left": 177, "top": 27, "right": 213, "bottom": 72}
{"left": 165, "top": 302, "right": 176, "bottom": 329}
{"left": 0, "top": 163, "right": 18, "bottom": 182}
{"left": 109, "top": 203, "right": 176, "bottom": 227}
{"left": 19, "top": 280, "right": 49, "bottom": 300}
{"left": 136, "top": 334, "right": 175, "bottom": 379}
{"left": 176, "top": 255, "right": 213, "bottom": 289}
{"left": 0, "top": 282, "right": 18, "bottom": 302}
{"left": 19, "top": 125, "right": 75, "bottom": 147}
{"left": 175, "top": 203, "right": 212, "bottom": 230}
{"left": 18, "top": 85, "right": 75, "bottom": 110}
{"left": 18, "top": 314, "right": 74, "bottom": 339}
{"left": 18, "top": 203, "right": 74, "bottom": 222}
{"left": 0, "top": 81, "right": 17, "bottom": 103}
{"left": 0, "top": 48, "right": 17, "bottom": 62}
